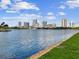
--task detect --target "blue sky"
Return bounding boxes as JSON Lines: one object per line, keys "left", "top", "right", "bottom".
{"left": 0, "top": 0, "right": 79, "bottom": 26}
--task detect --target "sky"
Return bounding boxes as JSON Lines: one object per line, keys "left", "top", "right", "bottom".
{"left": 0, "top": 0, "right": 79, "bottom": 26}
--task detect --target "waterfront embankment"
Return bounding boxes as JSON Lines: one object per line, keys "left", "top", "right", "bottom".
{"left": 39, "top": 33, "right": 79, "bottom": 59}
{"left": 30, "top": 32, "right": 79, "bottom": 59}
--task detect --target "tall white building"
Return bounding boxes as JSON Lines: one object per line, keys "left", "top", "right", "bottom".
{"left": 69, "top": 21, "right": 75, "bottom": 27}
{"left": 24, "top": 22, "right": 29, "bottom": 28}
{"left": 18, "top": 22, "right": 22, "bottom": 27}
{"left": 62, "top": 18, "right": 67, "bottom": 27}
{"left": 42, "top": 21, "right": 47, "bottom": 28}
{"left": 32, "top": 19, "right": 39, "bottom": 28}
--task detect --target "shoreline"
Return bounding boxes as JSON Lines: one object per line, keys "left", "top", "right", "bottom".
{"left": 29, "top": 40, "right": 66, "bottom": 59}
{"left": 29, "top": 33, "right": 78, "bottom": 59}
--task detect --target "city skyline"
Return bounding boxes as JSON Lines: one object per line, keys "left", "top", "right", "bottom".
{"left": 18, "top": 19, "right": 74, "bottom": 28}
{"left": 0, "top": 0, "right": 79, "bottom": 26}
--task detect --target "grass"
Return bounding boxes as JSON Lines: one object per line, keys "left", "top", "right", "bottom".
{"left": 39, "top": 33, "right": 79, "bottom": 59}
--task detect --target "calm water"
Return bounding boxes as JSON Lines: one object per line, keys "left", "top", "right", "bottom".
{"left": 0, "top": 29, "right": 78, "bottom": 59}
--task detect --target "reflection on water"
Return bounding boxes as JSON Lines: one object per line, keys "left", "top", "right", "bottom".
{"left": 0, "top": 29, "right": 78, "bottom": 59}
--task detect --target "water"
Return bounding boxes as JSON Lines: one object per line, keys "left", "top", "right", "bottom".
{"left": 0, "top": 29, "right": 78, "bottom": 59}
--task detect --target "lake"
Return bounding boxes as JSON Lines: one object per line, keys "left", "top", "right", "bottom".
{"left": 0, "top": 29, "right": 78, "bottom": 59}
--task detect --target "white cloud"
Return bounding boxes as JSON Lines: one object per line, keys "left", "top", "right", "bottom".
{"left": 47, "top": 12, "right": 56, "bottom": 19}
{"left": 47, "top": 12, "right": 54, "bottom": 15}
{"left": 1, "top": 0, "right": 11, "bottom": 5}
{"left": 59, "top": 0, "right": 79, "bottom": 9}
{"left": 59, "top": 5, "right": 66, "bottom": 9}
{"left": 0, "top": 0, "right": 40, "bottom": 13}
{"left": 12, "top": 2, "right": 40, "bottom": 11}
{"left": 14, "top": 0, "right": 22, "bottom": 2}
{"left": 21, "top": 13, "right": 56, "bottom": 20}
{"left": 46, "top": 15, "right": 56, "bottom": 20}
{"left": 0, "top": 0, "right": 11, "bottom": 9}
{"left": 58, "top": 12, "right": 66, "bottom": 16}
{"left": 66, "top": 0, "right": 79, "bottom": 8}
{"left": 0, "top": 3, "right": 8, "bottom": 9}
{"left": 3, "top": 14, "right": 42, "bottom": 21}
{"left": 1, "top": 13, "right": 56, "bottom": 22}
{"left": 20, "top": 14, "right": 42, "bottom": 20}
{"left": 6, "top": 10, "right": 18, "bottom": 13}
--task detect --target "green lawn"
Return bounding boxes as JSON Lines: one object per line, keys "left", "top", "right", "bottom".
{"left": 39, "top": 33, "right": 79, "bottom": 59}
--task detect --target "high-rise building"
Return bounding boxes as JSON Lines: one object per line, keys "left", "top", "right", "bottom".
{"left": 32, "top": 19, "right": 39, "bottom": 28}
{"left": 18, "top": 22, "right": 22, "bottom": 27}
{"left": 24, "top": 22, "right": 29, "bottom": 28}
{"left": 69, "top": 21, "right": 75, "bottom": 27}
{"left": 62, "top": 18, "right": 67, "bottom": 27}
{"left": 32, "top": 20, "right": 37, "bottom": 26}
{"left": 42, "top": 21, "right": 47, "bottom": 28}
{"left": 72, "top": 23, "right": 75, "bottom": 27}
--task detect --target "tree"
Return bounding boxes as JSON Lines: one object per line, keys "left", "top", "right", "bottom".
{"left": 4, "top": 24, "right": 8, "bottom": 27}
{"left": 0, "top": 22, "right": 9, "bottom": 29}
{"left": 1, "top": 22, "right": 5, "bottom": 26}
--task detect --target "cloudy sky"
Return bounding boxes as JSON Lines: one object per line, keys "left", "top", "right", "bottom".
{"left": 0, "top": 0, "right": 79, "bottom": 26}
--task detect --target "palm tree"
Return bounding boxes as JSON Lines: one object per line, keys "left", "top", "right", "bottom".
{"left": 1, "top": 22, "right": 5, "bottom": 26}
{"left": 0, "top": 22, "right": 9, "bottom": 29}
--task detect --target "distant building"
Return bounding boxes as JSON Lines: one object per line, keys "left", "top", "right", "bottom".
{"left": 47, "top": 24, "right": 56, "bottom": 28}
{"left": 53, "top": 24, "right": 56, "bottom": 28}
{"left": 32, "top": 19, "right": 39, "bottom": 28}
{"left": 24, "top": 22, "right": 29, "bottom": 28}
{"left": 62, "top": 18, "right": 67, "bottom": 27}
{"left": 72, "top": 23, "right": 75, "bottom": 27}
{"left": 18, "top": 22, "right": 22, "bottom": 27}
{"left": 42, "top": 21, "right": 47, "bottom": 28}
{"left": 69, "top": 21, "right": 75, "bottom": 27}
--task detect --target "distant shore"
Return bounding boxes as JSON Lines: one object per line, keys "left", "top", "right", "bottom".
{"left": 0, "top": 29, "right": 11, "bottom": 32}
{"left": 6, "top": 26, "right": 79, "bottom": 30}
